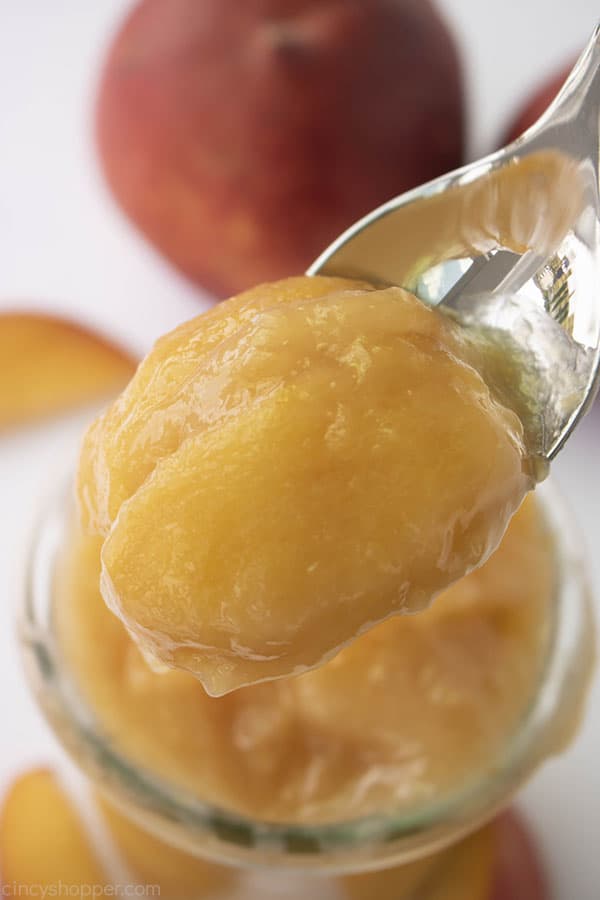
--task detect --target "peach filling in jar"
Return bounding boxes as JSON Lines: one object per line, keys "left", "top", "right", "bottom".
{"left": 55, "top": 493, "right": 554, "bottom": 825}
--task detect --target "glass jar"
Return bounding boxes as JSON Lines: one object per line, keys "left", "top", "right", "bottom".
{"left": 18, "top": 479, "right": 594, "bottom": 880}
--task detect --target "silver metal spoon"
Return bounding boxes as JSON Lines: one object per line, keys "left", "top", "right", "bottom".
{"left": 309, "top": 24, "right": 600, "bottom": 463}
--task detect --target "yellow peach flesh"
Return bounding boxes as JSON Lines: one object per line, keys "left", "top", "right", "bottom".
{"left": 78, "top": 276, "right": 533, "bottom": 695}
{"left": 0, "top": 770, "right": 107, "bottom": 892}
{"left": 55, "top": 497, "right": 553, "bottom": 824}
{"left": 0, "top": 312, "right": 136, "bottom": 430}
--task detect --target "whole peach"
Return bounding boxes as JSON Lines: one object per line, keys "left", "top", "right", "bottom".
{"left": 96, "top": 0, "right": 464, "bottom": 297}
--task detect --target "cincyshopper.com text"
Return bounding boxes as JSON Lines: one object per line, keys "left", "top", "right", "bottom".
{"left": 0, "top": 885, "right": 161, "bottom": 898}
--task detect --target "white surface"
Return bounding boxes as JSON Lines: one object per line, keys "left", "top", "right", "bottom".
{"left": 0, "top": 2, "right": 598, "bottom": 896}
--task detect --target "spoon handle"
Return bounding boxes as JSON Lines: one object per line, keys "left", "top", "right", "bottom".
{"left": 523, "top": 24, "right": 600, "bottom": 163}
{"left": 309, "top": 23, "right": 600, "bottom": 461}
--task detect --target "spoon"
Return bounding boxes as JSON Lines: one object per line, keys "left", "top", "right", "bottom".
{"left": 309, "top": 23, "right": 600, "bottom": 463}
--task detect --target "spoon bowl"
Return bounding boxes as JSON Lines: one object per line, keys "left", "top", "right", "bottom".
{"left": 309, "top": 24, "right": 600, "bottom": 461}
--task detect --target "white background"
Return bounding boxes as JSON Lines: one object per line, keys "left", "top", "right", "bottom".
{"left": 0, "top": 1, "right": 598, "bottom": 896}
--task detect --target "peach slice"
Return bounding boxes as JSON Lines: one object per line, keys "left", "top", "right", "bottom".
{"left": 340, "top": 822, "right": 495, "bottom": 900}
{"left": 97, "top": 796, "right": 235, "bottom": 898}
{"left": 425, "top": 825, "right": 495, "bottom": 900}
{"left": 0, "top": 312, "right": 137, "bottom": 430}
{"left": 340, "top": 853, "right": 446, "bottom": 900}
{"left": 0, "top": 774, "right": 550, "bottom": 900}
{"left": 490, "top": 811, "right": 549, "bottom": 899}
{"left": 0, "top": 769, "right": 107, "bottom": 892}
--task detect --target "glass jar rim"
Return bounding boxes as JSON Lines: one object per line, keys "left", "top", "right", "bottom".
{"left": 18, "top": 479, "right": 595, "bottom": 873}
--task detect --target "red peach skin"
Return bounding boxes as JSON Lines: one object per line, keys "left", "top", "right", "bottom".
{"left": 96, "top": 0, "right": 465, "bottom": 297}
{"left": 490, "top": 811, "right": 550, "bottom": 900}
